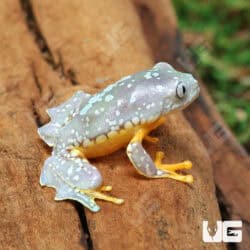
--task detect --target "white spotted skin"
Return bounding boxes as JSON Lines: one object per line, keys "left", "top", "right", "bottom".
{"left": 38, "top": 59, "right": 199, "bottom": 170}
{"left": 74, "top": 62, "right": 199, "bottom": 143}
{"left": 37, "top": 62, "right": 200, "bottom": 211}
{"left": 39, "top": 62, "right": 200, "bottom": 152}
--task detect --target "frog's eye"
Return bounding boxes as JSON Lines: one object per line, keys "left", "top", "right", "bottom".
{"left": 176, "top": 82, "right": 186, "bottom": 99}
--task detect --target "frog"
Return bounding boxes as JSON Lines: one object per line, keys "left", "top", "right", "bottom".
{"left": 38, "top": 62, "right": 200, "bottom": 212}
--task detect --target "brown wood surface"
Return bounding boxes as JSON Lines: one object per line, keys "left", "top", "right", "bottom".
{"left": 185, "top": 85, "right": 250, "bottom": 250}
{"left": 0, "top": 1, "right": 87, "bottom": 250}
{"left": 133, "top": 1, "right": 250, "bottom": 249}
{"left": 0, "top": 0, "right": 228, "bottom": 249}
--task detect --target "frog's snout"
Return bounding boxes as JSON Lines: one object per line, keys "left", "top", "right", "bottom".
{"left": 191, "top": 77, "right": 200, "bottom": 100}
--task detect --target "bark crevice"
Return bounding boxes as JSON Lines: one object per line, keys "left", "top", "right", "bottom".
{"left": 31, "top": 99, "right": 43, "bottom": 127}
{"left": 73, "top": 203, "right": 93, "bottom": 250}
{"left": 31, "top": 65, "right": 42, "bottom": 94}
{"left": 57, "top": 50, "right": 80, "bottom": 85}
{"left": 19, "top": 0, "right": 57, "bottom": 69}
{"left": 20, "top": 1, "right": 92, "bottom": 243}
{"left": 19, "top": 0, "right": 80, "bottom": 87}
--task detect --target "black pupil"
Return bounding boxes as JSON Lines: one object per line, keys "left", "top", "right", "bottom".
{"left": 182, "top": 85, "right": 186, "bottom": 94}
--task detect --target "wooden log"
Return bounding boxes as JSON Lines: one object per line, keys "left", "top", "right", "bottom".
{"left": 0, "top": 0, "right": 225, "bottom": 249}
{"left": 134, "top": 0, "right": 250, "bottom": 249}
{"left": 184, "top": 85, "right": 250, "bottom": 250}
{"left": 0, "top": 1, "right": 88, "bottom": 249}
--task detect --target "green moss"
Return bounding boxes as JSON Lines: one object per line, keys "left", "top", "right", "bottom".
{"left": 173, "top": 0, "right": 250, "bottom": 145}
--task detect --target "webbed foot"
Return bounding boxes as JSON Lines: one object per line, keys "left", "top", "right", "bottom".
{"left": 154, "top": 151, "right": 193, "bottom": 183}
{"left": 80, "top": 186, "right": 124, "bottom": 205}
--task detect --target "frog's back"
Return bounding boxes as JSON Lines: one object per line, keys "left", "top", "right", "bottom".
{"left": 39, "top": 63, "right": 182, "bottom": 157}
{"left": 80, "top": 69, "right": 165, "bottom": 141}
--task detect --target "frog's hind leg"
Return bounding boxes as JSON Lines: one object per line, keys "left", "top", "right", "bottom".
{"left": 126, "top": 128, "right": 193, "bottom": 184}
{"left": 40, "top": 150, "right": 124, "bottom": 212}
{"left": 69, "top": 147, "right": 124, "bottom": 206}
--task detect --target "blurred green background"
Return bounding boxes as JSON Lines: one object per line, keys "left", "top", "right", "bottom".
{"left": 172, "top": 0, "right": 250, "bottom": 151}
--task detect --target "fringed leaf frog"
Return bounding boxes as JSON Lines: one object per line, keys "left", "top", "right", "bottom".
{"left": 38, "top": 62, "right": 200, "bottom": 212}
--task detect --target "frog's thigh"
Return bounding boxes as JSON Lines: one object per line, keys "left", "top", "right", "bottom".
{"left": 40, "top": 149, "right": 123, "bottom": 212}
{"left": 40, "top": 153, "right": 103, "bottom": 212}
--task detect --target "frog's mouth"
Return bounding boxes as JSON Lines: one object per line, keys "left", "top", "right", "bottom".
{"left": 190, "top": 81, "right": 200, "bottom": 102}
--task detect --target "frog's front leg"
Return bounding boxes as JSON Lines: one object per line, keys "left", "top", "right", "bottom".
{"left": 40, "top": 147, "right": 124, "bottom": 212}
{"left": 126, "top": 124, "right": 193, "bottom": 183}
{"left": 154, "top": 151, "right": 192, "bottom": 172}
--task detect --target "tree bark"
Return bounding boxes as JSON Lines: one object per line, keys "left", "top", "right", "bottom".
{"left": 133, "top": 0, "right": 250, "bottom": 249}
{"left": 0, "top": 1, "right": 226, "bottom": 249}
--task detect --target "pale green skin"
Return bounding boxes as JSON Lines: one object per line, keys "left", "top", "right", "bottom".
{"left": 38, "top": 62, "right": 200, "bottom": 212}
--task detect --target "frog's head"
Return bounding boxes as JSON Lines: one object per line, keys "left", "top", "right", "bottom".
{"left": 153, "top": 62, "right": 200, "bottom": 114}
